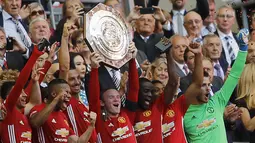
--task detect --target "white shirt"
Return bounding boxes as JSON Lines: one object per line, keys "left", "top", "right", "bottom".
{"left": 217, "top": 29, "right": 239, "bottom": 65}
{"left": 201, "top": 23, "right": 216, "bottom": 37}
{"left": 105, "top": 66, "right": 121, "bottom": 82}
{"left": 2, "top": 10, "right": 31, "bottom": 57}
{"left": 140, "top": 35, "right": 150, "bottom": 42}
{"left": 174, "top": 60, "right": 189, "bottom": 76}
{"left": 172, "top": 9, "right": 187, "bottom": 36}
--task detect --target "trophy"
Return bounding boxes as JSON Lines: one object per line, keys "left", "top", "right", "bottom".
{"left": 84, "top": 3, "right": 132, "bottom": 69}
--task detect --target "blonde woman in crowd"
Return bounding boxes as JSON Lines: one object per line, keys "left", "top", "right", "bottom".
{"left": 237, "top": 63, "right": 255, "bottom": 143}
{"left": 146, "top": 57, "right": 169, "bottom": 86}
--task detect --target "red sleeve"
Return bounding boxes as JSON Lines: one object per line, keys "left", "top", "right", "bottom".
{"left": 88, "top": 68, "right": 101, "bottom": 131}
{"left": 5, "top": 47, "right": 43, "bottom": 111}
{"left": 28, "top": 104, "right": 42, "bottom": 118}
{"left": 126, "top": 59, "right": 139, "bottom": 103}
{"left": 24, "top": 61, "right": 52, "bottom": 101}
{"left": 171, "top": 95, "right": 188, "bottom": 116}
{"left": 123, "top": 59, "right": 139, "bottom": 124}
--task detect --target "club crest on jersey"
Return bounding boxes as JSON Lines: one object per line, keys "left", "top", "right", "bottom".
{"left": 55, "top": 128, "right": 69, "bottom": 137}
{"left": 118, "top": 117, "right": 126, "bottom": 123}
{"left": 111, "top": 126, "right": 129, "bottom": 137}
{"left": 143, "top": 110, "right": 151, "bottom": 117}
{"left": 197, "top": 118, "right": 216, "bottom": 129}
{"left": 134, "top": 120, "right": 151, "bottom": 132}
{"left": 21, "top": 131, "right": 32, "bottom": 140}
{"left": 166, "top": 110, "right": 175, "bottom": 118}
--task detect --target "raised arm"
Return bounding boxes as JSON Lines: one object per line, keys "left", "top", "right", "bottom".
{"left": 216, "top": 29, "right": 248, "bottom": 108}
{"left": 5, "top": 46, "right": 43, "bottom": 111}
{"left": 88, "top": 53, "right": 104, "bottom": 131}
{"left": 24, "top": 64, "right": 44, "bottom": 115}
{"left": 29, "top": 91, "right": 65, "bottom": 128}
{"left": 24, "top": 42, "right": 57, "bottom": 102}
{"left": 59, "top": 22, "right": 70, "bottom": 81}
{"left": 164, "top": 47, "right": 179, "bottom": 105}
{"left": 68, "top": 112, "right": 97, "bottom": 143}
{"left": 184, "top": 42, "right": 203, "bottom": 106}
{"left": 126, "top": 43, "right": 139, "bottom": 108}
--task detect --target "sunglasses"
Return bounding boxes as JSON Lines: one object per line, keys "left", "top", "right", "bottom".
{"left": 30, "top": 10, "right": 45, "bottom": 17}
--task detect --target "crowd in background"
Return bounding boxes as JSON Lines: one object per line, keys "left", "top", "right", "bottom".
{"left": 0, "top": 0, "right": 254, "bottom": 143}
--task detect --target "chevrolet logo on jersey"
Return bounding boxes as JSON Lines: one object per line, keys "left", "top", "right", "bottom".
{"left": 197, "top": 118, "right": 216, "bottom": 129}
{"left": 21, "top": 131, "right": 32, "bottom": 140}
{"left": 162, "top": 121, "right": 175, "bottom": 134}
{"left": 55, "top": 128, "right": 69, "bottom": 137}
{"left": 111, "top": 126, "right": 129, "bottom": 137}
{"left": 134, "top": 120, "right": 151, "bottom": 132}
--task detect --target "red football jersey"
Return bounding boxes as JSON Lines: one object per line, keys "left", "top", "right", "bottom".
{"left": 0, "top": 48, "right": 43, "bottom": 143}
{"left": 162, "top": 95, "right": 188, "bottom": 143}
{"left": 133, "top": 97, "right": 164, "bottom": 143}
{"left": 64, "top": 97, "right": 97, "bottom": 143}
{"left": 29, "top": 103, "right": 75, "bottom": 143}
{"left": 89, "top": 59, "right": 139, "bottom": 143}
{"left": 0, "top": 108, "right": 32, "bottom": 143}
{"left": 97, "top": 111, "right": 137, "bottom": 143}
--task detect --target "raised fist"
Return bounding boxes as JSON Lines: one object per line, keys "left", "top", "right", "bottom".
{"left": 237, "top": 28, "right": 249, "bottom": 46}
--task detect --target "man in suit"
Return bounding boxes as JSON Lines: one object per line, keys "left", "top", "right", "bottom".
{"left": 29, "top": 18, "right": 51, "bottom": 45}
{"left": 133, "top": 13, "right": 164, "bottom": 62}
{"left": 0, "top": 0, "right": 32, "bottom": 71}
{"left": 215, "top": 5, "right": 239, "bottom": 66}
{"left": 163, "top": 0, "right": 209, "bottom": 37}
{"left": 201, "top": 0, "right": 216, "bottom": 36}
{"left": 203, "top": 34, "right": 229, "bottom": 80}
{"left": 171, "top": 34, "right": 189, "bottom": 78}
{"left": 183, "top": 11, "right": 203, "bottom": 44}
{"left": 180, "top": 47, "right": 223, "bottom": 94}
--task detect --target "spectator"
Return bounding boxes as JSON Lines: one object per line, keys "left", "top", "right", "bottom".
{"left": 171, "top": 35, "right": 189, "bottom": 77}
{"left": 51, "top": 0, "right": 83, "bottom": 44}
{"left": 237, "top": 63, "right": 255, "bottom": 143}
{"left": 164, "top": 0, "right": 209, "bottom": 36}
{"left": 0, "top": 0, "right": 31, "bottom": 50}
{"left": 184, "top": 11, "right": 203, "bottom": 44}
{"left": 203, "top": 34, "right": 228, "bottom": 80}
{"left": 27, "top": 2, "right": 46, "bottom": 23}
{"left": 246, "top": 41, "right": 255, "bottom": 64}
{"left": 146, "top": 57, "right": 168, "bottom": 86}
{"left": 70, "top": 29, "right": 91, "bottom": 68}
{"left": 184, "top": 29, "right": 248, "bottom": 143}
{"left": 201, "top": 0, "right": 216, "bottom": 36}
{"left": 0, "top": 27, "right": 6, "bottom": 69}
{"left": 130, "top": 6, "right": 166, "bottom": 62}
{"left": 215, "top": 5, "right": 239, "bottom": 66}
{"left": 29, "top": 18, "right": 51, "bottom": 44}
